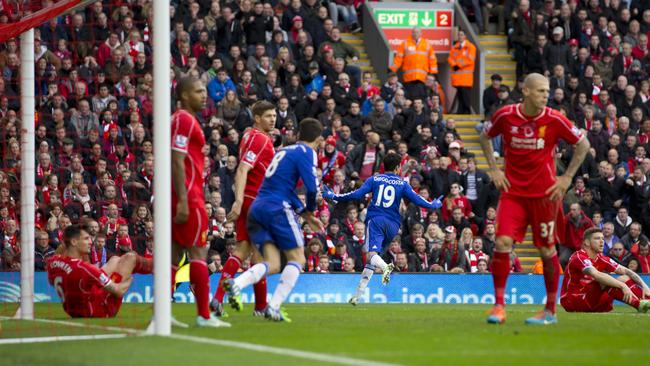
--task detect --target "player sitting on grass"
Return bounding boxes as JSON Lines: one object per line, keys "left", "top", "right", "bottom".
{"left": 46, "top": 224, "right": 153, "bottom": 318}
{"left": 223, "top": 118, "right": 324, "bottom": 322}
{"left": 560, "top": 227, "right": 650, "bottom": 313}
{"left": 322, "top": 152, "right": 443, "bottom": 305}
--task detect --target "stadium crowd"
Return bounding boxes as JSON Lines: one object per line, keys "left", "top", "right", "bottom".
{"left": 0, "top": 0, "right": 648, "bottom": 275}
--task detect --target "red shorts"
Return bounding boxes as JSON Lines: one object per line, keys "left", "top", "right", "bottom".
{"left": 560, "top": 282, "right": 613, "bottom": 312}
{"left": 235, "top": 197, "right": 254, "bottom": 242}
{"left": 172, "top": 206, "right": 208, "bottom": 248}
{"left": 495, "top": 194, "right": 563, "bottom": 248}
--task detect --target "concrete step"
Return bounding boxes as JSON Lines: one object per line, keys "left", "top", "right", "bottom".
{"left": 485, "top": 46, "right": 510, "bottom": 53}
{"left": 486, "top": 53, "right": 514, "bottom": 61}
{"left": 480, "top": 40, "right": 508, "bottom": 47}
{"left": 479, "top": 35, "right": 507, "bottom": 41}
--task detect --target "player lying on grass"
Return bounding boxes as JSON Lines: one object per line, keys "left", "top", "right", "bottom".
{"left": 322, "top": 152, "right": 443, "bottom": 305}
{"left": 46, "top": 224, "right": 153, "bottom": 318}
{"left": 560, "top": 227, "right": 650, "bottom": 313}
{"left": 223, "top": 118, "right": 324, "bottom": 322}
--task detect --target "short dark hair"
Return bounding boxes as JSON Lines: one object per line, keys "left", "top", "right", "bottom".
{"left": 63, "top": 224, "right": 89, "bottom": 247}
{"left": 383, "top": 152, "right": 402, "bottom": 172}
{"left": 298, "top": 118, "right": 323, "bottom": 142}
{"left": 175, "top": 76, "right": 199, "bottom": 101}
{"left": 583, "top": 227, "right": 602, "bottom": 241}
{"left": 252, "top": 100, "right": 276, "bottom": 117}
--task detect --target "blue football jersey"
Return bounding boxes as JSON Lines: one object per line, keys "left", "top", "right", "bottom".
{"left": 324, "top": 173, "right": 441, "bottom": 225}
{"left": 255, "top": 142, "right": 319, "bottom": 213}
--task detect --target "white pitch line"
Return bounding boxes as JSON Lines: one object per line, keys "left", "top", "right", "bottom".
{"left": 169, "top": 333, "right": 403, "bottom": 366}
{"left": 2, "top": 317, "right": 402, "bottom": 366}
{"left": 0, "top": 316, "right": 143, "bottom": 335}
{"left": 0, "top": 333, "right": 127, "bottom": 345}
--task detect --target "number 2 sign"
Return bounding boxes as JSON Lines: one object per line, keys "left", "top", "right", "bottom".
{"left": 436, "top": 11, "right": 451, "bottom": 27}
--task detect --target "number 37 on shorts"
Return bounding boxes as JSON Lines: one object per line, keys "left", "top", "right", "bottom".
{"left": 495, "top": 195, "right": 562, "bottom": 248}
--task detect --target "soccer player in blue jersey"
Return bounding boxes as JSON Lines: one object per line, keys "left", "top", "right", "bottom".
{"left": 223, "top": 118, "right": 324, "bottom": 322}
{"left": 323, "top": 152, "right": 443, "bottom": 305}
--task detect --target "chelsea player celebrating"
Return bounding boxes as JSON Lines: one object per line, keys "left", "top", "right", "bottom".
{"left": 323, "top": 152, "right": 443, "bottom": 305}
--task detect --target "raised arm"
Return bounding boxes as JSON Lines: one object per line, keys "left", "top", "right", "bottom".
{"left": 403, "top": 184, "right": 443, "bottom": 210}
{"left": 324, "top": 178, "right": 373, "bottom": 203}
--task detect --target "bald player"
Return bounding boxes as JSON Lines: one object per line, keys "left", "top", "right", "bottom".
{"left": 480, "top": 73, "right": 591, "bottom": 325}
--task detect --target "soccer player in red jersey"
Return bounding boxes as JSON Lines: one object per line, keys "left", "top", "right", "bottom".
{"left": 46, "top": 224, "right": 153, "bottom": 318}
{"left": 171, "top": 77, "right": 230, "bottom": 327}
{"left": 480, "top": 73, "right": 591, "bottom": 325}
{"left": 210, "top": 101, "right": 276, "bottom": 317}
{"left": 561, "top": 228, "right": 650, "bottom": 313}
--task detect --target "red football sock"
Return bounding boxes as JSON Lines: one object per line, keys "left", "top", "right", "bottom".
{"left": 171, "top": 265, "right": 178, "bottom": 297}
{"left": 608, "top": 287, "right": 640, "bottom": 309}
{"left": 190, "top": 260, "right": 211, "bottom": 319}
{"left": 625, "top": 279, "right": 645, "bottom": 299}
{"left": 492, "top": 251, "right": 510, "bottom": 306}
{"left": 134, "top": 256, "right": 153, "bottom": 274}
{"left": 254, "top": 277, "right": 268, "bottom": 311}
{"left": 542, "top": 254, "right": 560, "bottom": 314}
{"left": 214, "top": 255, "right": 242, "bottom": 303}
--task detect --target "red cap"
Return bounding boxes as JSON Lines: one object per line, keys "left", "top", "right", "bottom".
{"left": 445, "top": 226, "right": 456, "bottom": 233}
{"left": 568, "top": 39, "right": 579, "bottom": 46}
{"left": 325, "top": 136, "right": 337, "bottom": 146}
{"left": 293, "top": 15, "right": 303, "bottom": 22}
{"left": 323, "top": 44, "right": 333, "bottom": 52}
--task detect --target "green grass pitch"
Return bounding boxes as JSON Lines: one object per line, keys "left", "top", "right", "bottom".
{"left": 1, "top": 303, "right": 649, "bottom": 366}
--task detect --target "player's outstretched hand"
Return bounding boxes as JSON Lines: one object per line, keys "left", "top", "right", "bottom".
{"left": 322, "top": 185, "right": 338, "bottom": 203}
{"left": 227, "top": 200, "right": 242, "bottom": 221}
{"left": 174, "top": 200, "right": 189, "bottom": 224}
{"left": 488, "top": 168, "right": 510, "bottom": 192}
{"left": 545, "top": 175, "right": 571, "bottom": 201}
{"left": 432, "top": 195, "right": 444, "bottom": 209}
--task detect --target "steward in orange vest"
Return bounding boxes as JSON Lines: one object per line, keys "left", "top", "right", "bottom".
{"left": 390, "top": 27, "right": 438, "bottom": 100}
{"left": 447, "top": 30, "right": 477, "bottom": 113}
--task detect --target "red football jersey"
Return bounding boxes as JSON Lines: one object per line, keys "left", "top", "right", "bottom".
{"left": 171, "top": 109, "right": 206, "bottom": 208}
{"left": 239, "top": 127, "right": 274, "bottom": 200}
{"left": 46, "top": 255, "right": 113, "bottom": 317}
{"left": 485, "top": 104, "right": 584, "bottom": 198}
{"left": 560, "top": 249, "right": 619, "bottom": 298}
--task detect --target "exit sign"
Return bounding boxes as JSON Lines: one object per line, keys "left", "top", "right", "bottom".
{"left": 374, "top": 9, "right": 453, "bottom": 29}
{"left": 372, "top": 9, "right": 454, "bottom": 52}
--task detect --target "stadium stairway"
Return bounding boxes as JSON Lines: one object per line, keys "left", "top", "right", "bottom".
{"left": 341, "top": 32, "right": 380, "bottom": 85}
{"left": 479, "top": 34, "right": 516, "bottom": 89}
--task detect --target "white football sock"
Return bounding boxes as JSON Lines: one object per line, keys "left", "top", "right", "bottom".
{"left": 370, "top": 254, "right": 388, "bottom": 271}
{"left": 355, "top": 264, "right": 376, "bottom": 298}
{"left": 234, "top": 262, "right": 268, "bottom": 290}
{"left": 269, "top": 261, "right": 301, "bottom": 309}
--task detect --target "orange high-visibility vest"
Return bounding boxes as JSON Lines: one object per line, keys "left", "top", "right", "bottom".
{"left": 391, "top": 36, "right": 438, "bottom": 83}
{"left": 448, "top": 40, "right": 476, "bottom": 88}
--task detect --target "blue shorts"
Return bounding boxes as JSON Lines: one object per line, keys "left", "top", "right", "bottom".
{"left": 247, "top": 200, "right": 304, "bottom": 253}
{"left": 364, "top": 216, "right": 400, "bottom": 253}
